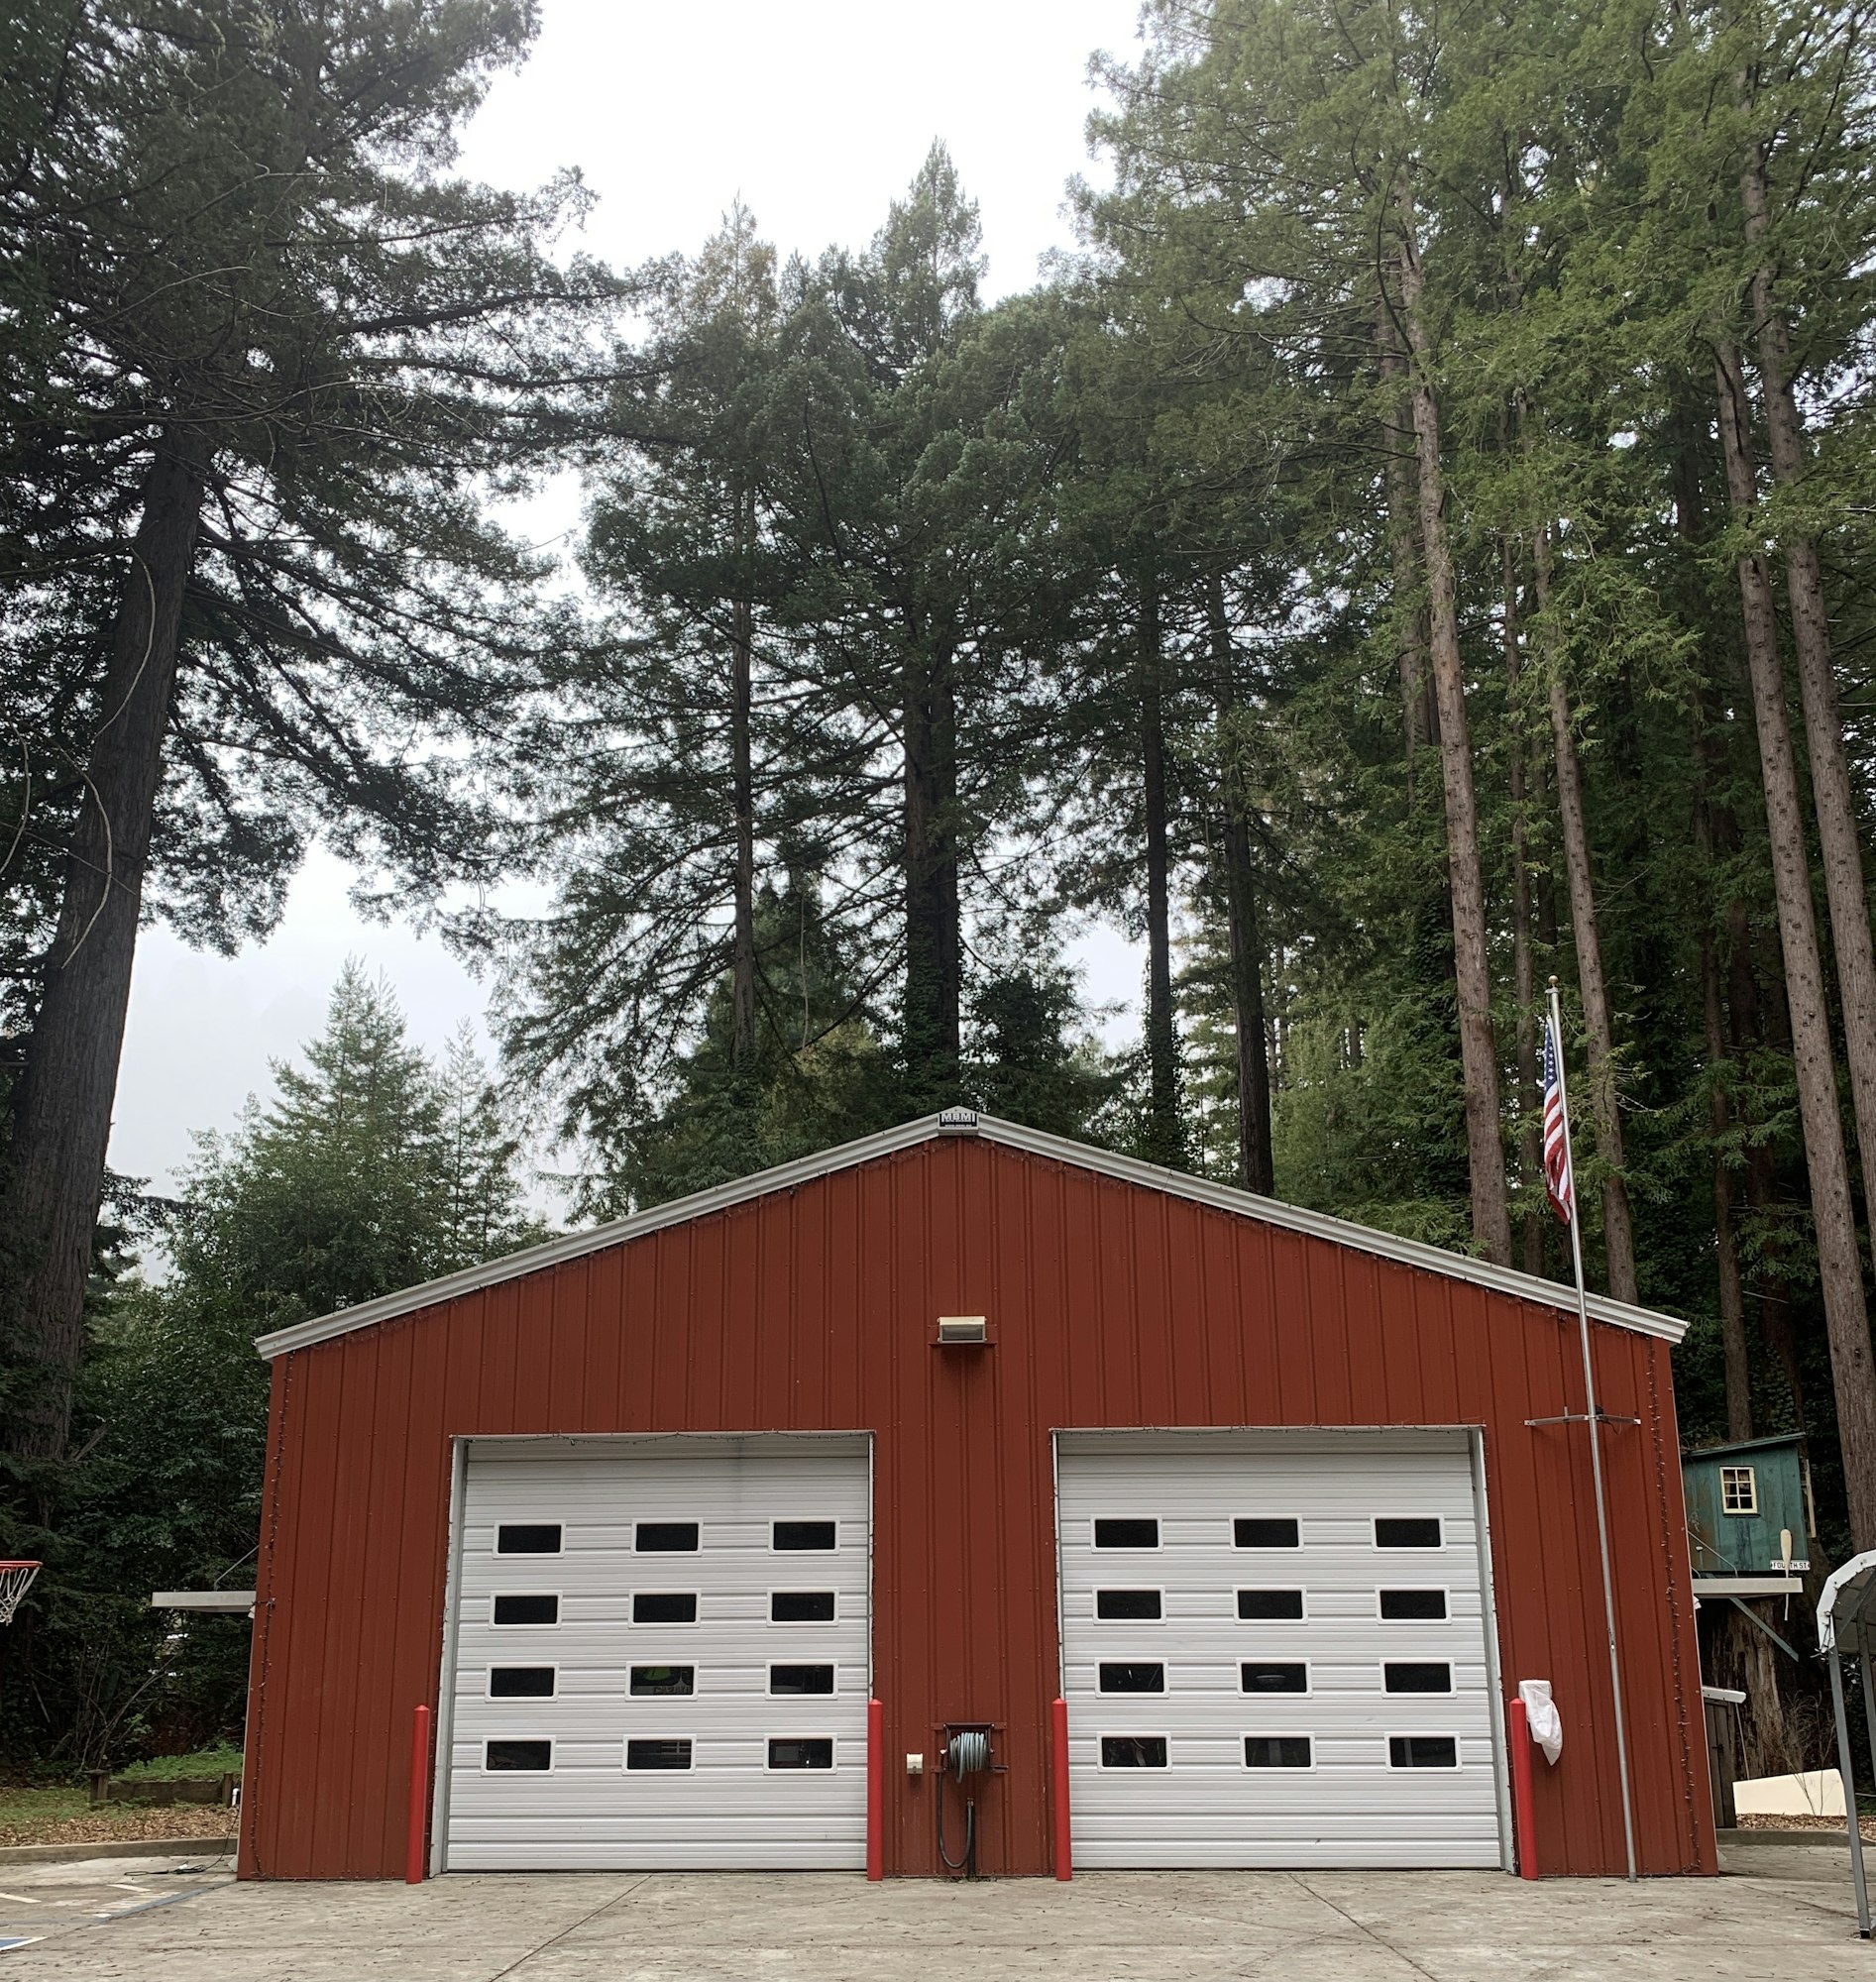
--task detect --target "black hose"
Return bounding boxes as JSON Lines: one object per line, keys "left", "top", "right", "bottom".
{"left": 936, "top": 1733, "right": 984, "bottom": 1877}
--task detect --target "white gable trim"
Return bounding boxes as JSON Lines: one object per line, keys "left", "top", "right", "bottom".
{"left": 254, "top": 1109, "right": 1688, "bottom": 1360}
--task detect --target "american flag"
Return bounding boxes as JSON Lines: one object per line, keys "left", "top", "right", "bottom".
{"left": 1541, "top": 1017, "right": 1573, "bottom": 1225}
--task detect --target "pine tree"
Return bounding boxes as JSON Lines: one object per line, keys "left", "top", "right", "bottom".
{"left": 0, "top": 0, "right": 619, "bottom": 1462}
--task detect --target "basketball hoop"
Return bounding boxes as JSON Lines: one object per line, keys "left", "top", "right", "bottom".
{"left": 0, "top": 1561, "right": 42, "bottom": 1625}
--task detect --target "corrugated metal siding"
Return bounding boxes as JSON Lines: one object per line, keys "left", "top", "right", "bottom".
{"left": 239, "top": 1136, "right": 1714, "bottom": 1880}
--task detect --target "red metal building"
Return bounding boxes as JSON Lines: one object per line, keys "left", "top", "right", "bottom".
{"left": 238, "top": 1111, "right": 1714, "bottom": 1880}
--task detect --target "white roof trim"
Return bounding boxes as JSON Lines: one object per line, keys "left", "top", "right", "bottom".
{"left": 255, "top": 1109, "right": 1688, "bottom": 1360}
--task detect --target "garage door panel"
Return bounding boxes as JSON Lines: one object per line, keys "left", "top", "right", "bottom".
{"left": 445, "top": 1438, "right": 869, "bottom": 1871}
{"left": 1057, "top": 1431, "right": 1503, "bottom": 1870}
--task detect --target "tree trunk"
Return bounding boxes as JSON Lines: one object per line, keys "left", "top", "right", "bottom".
{"left": 1207, "top": 574, "right": 1273, "bottom": 1194}
{"left": 1378, "top": 312, "right": 1436, "bottom": 773}
{"left": 1503, "top": 543, "right": 1545, "bottom": 1277}
{"left": 1530, "top": 519, "right": 1639, "bottom": 1302}
{"left": 1140, "top": 577, "right": 1182, "bottom": 1168}
{"left": 0, "top": 431, "right": 207, "bottom": 1463}
{"left": 1703, "top": 919, "right": 1754, "bottom": 1444}
{"left": 1742, "top": 156, "right": 1876, "bottom": 1253}
{"left": 729, "top": 494, "right": 758, "bottom": 1071}
{"left": 1395, "top": 216, "right": 1512, "bottom": 1266}
{"left": 1713, "top": 337, "right": 1876, "bottom": 1547}
{"left": 902, "top": 620, "right": 961, "bottom": 1101}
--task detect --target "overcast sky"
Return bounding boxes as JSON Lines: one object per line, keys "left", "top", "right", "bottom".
{"left": 108, "top": 0, "right": 1149, "bottom": 1201}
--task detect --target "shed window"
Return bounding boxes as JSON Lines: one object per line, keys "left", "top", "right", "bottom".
{"left": 490, "top": 1667, "right": 555, "bottom": 1699}
{"left": 635, "top": 1522, "right": 699, "bottom": 1552}
{"left": 1721, "top": 1466, "right": 1758, "bottom": 1515}
{"left": 771, "top": 1591, "right": 835, "bottom": 1622}
{"left": 774, "top": 1520, "right": 837, "bottom": 1551}
{"left": 493, "top": 1594, "right": 558, "bottom": 1626}
{"left": 768, "top": 1738, "right": 833, "bottom": 1769}
{"left": 1095, "top": 1518, "right": 1159, "bottom": 1549}
{"left": 1100, "top": 1735, "right": 1167, "bottom": 1768}
{"left": 1096, "top": 1589, "right": 1161, "bottom": 1620}
{"left": 632, "top": 1593, "right": 698, "bottom": 1624}
{"left": 496, "top": 1523, "right": 561, "bottom": 1555}
{"left": 1244, "top": 1736, "right": 1312, "bottom": 1769}
{"left": 486, "top": 1740, "right": 552, "bottom": 1771}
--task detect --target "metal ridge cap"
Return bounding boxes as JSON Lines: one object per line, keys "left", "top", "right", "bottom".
{"left": 973, "top": 1116, "right": 1689, "bottom": 1346}
{"left": 253, "top": 1112, "right": 953, "bottom": 1360}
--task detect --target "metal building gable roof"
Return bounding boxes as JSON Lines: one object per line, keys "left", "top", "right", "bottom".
{"left": 253, "top": 1107, "right": 1689, "bottom": 1360}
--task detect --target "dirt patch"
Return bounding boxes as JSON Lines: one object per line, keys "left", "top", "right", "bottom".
{"left": 0, "top": 1806, "right": 234, "bottom": 1847}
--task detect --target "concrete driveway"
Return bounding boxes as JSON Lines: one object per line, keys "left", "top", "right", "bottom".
{"left": 0, "top": 1838, "right": 1867, "bottom": 1979}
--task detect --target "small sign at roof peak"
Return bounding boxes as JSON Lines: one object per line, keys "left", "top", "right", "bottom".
{"left": 938, "top": 1107, "right": 979, "bottom": 1131}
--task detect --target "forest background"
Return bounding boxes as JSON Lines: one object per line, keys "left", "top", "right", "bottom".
{"left": 2, "top": 0, "right": 1873, "bottom": 1784}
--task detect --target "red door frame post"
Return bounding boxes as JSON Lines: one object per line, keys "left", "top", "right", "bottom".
{"left": 1051, "top": 1697, "right": 1072, "bottom": 1880}
{"left": 406, "top": 1705, "right": 432, "bottom": 1884}
{"left": 866, "top": 1699, "right": 884, "bottom": 1880}
{"left": 1509, "top": 1697, "right": 1537, "bottom": 1879}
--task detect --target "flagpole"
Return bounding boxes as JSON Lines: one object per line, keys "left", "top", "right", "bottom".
{"left": 1549, "top": 977, "right": 1638, "bottom": 1883}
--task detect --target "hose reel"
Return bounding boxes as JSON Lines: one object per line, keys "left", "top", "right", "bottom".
{"left": 936, "top": 1723, "right": 995, "bottom": 1878}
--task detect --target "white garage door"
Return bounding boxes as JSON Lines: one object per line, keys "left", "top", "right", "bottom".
{"left": 442, "top": 1435, "right": 870, "bottom": 1870}
{"left": 1056, "top": 1430, "right": 1505, "bottom": 1868}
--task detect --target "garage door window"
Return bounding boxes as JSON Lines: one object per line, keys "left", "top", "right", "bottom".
{"left": 1238, "top": 1589, "right": 1305, "bottom": 1619}
{"left": 632, "top": 1592, "right": 698, "bottom": 1623}
{"left": 1095, "top": 1588, "right": 1161, "bottom": 1620}
{"left": 1379, "top": 1589, "right": 1447, "bottom": 1620}
{"left": 1234, "top": 1517, "right": 1299, "bottom": 1548}
{"left": 770, "top": 1590, "right": 836, "bottom": 1622}
{"left": 493, "top": 1594, "right": 558, "bottom": 1625}
{"left": 770, "top": 1664, "right": 835, "bottom": 1696}
{"left": 630, "top": 1665, "right": 695, "bottom": 1696}
{"left": 1095, "top": 1518, "right": 1159, "bottom": 1548}
{"left": 497, "top": 1523, "right": 561, "bottom": 1555}
{"left": 635, "top": 1522, "right": 699, "bottom": 1552}
{"left": 1098, "top": 1661, "right": 1165, "bottom": 1693}
{"left": 1383, "top": 1662, "right": 1453, "bottom": 1694}
{"left": 773, "top": 1520, "right": 836, "bottom": 1550}
{"left": 625, "top": 1738, "right": 694, "bottom": 1770}
{"left": 486, "top": 1740, "right": 552, "bottom": 1771}
{"left": 1388, "top": 1735, "right": 1459, "bottom": 1769}
{"left": 768, "top": 1738, "right": 834, "bottom": 1769}
{"left": 489, "top": 1666, "right": 555, "bottom": 1699}
{"left": 1243, "top": 1736, "right": 1312, "bottom": 1769}
{"left": 1242, "top": 1661, "right": 1308, "bottom": 1694}
{"left": 1100, "top": 1735, "right": 1168, "bottom": 1768}
{"left": 1375, "top": 1517, "right": 1442, "bottom": 1549}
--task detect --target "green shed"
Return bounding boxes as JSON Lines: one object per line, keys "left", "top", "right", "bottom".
{"left": 1683, "top": 1432, "right": 1814, "bottom": 1585}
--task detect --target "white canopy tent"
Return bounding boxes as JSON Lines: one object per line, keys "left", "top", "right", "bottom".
{"left": 1815, "top": 1552, "right": 1876, "bottom": 1937}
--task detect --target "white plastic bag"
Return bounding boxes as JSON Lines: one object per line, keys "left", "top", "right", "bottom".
{"left": 1519, "top": 1680, "right": 1563, "bottom": 1766}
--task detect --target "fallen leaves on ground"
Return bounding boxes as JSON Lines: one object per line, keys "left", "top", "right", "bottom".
{"left": 0, "top": 1806, "right": 234, "bottom": 1847}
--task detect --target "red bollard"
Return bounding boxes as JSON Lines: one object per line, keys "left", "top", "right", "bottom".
{"left": 866, "top": 1699, "right": 884, "bottom": 1881}
{"left": 1509, "top": 1697, "right": 1537, "bottom": 1880}
{"left": 406, "top": 1705, "right": 431, "bottom": 1884}
{"left": 1051, "top": 1697, "right": 1072, "bottom": 1880}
